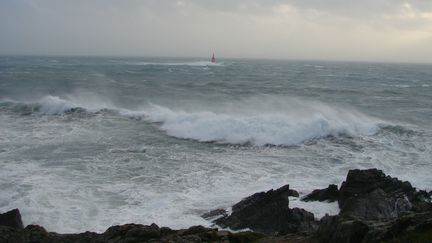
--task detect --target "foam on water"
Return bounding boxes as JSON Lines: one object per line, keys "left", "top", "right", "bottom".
{"left": 1, "top": 57, "right": 432, "bottom": 234}
{"left": 289, "top": 197, "right": 340, "bottom": 219}
{"left": 143, "top": 101, "right": 384, "bottom": 146}
{"left": 38, "top": 96, "right": 76, "bottom": 114}
{"left": 3, "top": 95, "right": 386, "bottom": 146}
{"left": 1, "top": 94, "right": 431, "bottom": 233}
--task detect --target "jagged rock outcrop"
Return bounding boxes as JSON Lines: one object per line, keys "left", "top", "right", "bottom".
{"left": 0, "top": 222, "right": 268, "bottom": 243}
{"left": 1, "top": 168, "right": 432, "bottom": 243}
{"left": 201, "top": 208, "right": 228, "bottom": 220}
{"left": 214, "top": 184, "right": 316, "bottom": 234}
{"left": 0, "top": 208, "right": 23, "bottom": 229}
{"left": 313, "top": 168, "right": 432, "bottom": 243}
{"left": 338, "top": 168, "right": 428, "bottom": 221}
{"left": 315, "top": 210, "right": 432, "bottom": 243}
{"left": 302, "top": 184, "right": 339, "bottom": 202}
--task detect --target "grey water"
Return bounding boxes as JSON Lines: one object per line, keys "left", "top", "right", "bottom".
{"left": 0, "top": 56, "right": 431, "bottom": 233}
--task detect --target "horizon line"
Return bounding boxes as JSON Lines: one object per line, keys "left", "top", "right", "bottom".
{"left": 0, "top": 53, "right": 431, "bottom": 65}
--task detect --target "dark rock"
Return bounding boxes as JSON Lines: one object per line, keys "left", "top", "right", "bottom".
{"left": 0, "top": 226, "right": 25, "bottom": 243}
{"left": 339, "top": 169, "right": 417, "bottom": 208}
{"left": 24, "top": 224, "right": 50, "bottom": 242}
{"left": 302, "top": 184, "right": 339, "bottom": 202}
{"left": 214, "top": 184, "right": 316, "bottom": 234}
{"left": 288, "top": 189, "right": 300, "bottom": 198}
{"left": 362, "top": 210, "right": 432, "bottom": 242}
{"left": 125, "top": 223, "right": 160, "bottom": 240}
{"left": 0, "top": 209, "right": 24, "bottom": 229}
{"left": 340, "top": 188, "right": 412, "bottom": 220}
{"left": 182, "top": 226, "right": 219, "bottom": 242}
{"left": 312, "top": 169, "right": 432, "bottom": 242}
{"left": 228, "top": 231, "right": 266, "bottom": 243}
{"left": 181, "top": 225, "right": 211, "bottom": 235}
{"left": 103, "top": 223, "right": 160, "bottom": 241}
{"left": 416, "top": 190, "right": 432, "bottom": 203}
{"left": 337, "top": 168, "right": 431, "bottom": 221}
{"left": 315, "top": 215, "right": 369, "bottom": 243}
{"left": 201, "top": 208, "right": 227, "bottom": 219}
{"left": 160, "top": 226, "right": 176, "bottom": 236}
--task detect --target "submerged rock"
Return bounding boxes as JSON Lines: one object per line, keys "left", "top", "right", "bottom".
{"left": 302, "top": 184, "right": 339, "bottom": 202}
{"left": 214, "top": 184, "right": 316, "bottom": 234}
{"left": 0, "top": 209, "right": 23, "bottom": 229}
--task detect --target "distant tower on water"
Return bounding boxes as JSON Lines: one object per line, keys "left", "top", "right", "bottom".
{"left": 211, "top": 53, "right": 216, "bottom": 63}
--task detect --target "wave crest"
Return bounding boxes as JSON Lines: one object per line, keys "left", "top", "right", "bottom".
{"left": 144, "top": 103, "right": 384, "bottom": 146}
{"left": 1, "top": 95, "right": 389, "bottom": 146}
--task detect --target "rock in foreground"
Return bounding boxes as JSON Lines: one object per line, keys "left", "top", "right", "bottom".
{"left": 0, "top": 208, "right": 23, "bottom": 229}
{"left": 214, "top": 184, "right": 316, "bottom": 234}
{"left": 1, "top": 168, "right": 432, "bottom": 243}
{"left": 338, "top": 168, "right": 427, "bottom": 221}
{"left": 302, "top": 184, "right": 339, "bottom": 202}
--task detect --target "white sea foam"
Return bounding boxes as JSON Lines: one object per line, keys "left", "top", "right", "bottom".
{"left": 142, "top": 101, "right": 384, "bottom": 146}
{"left": 35, "top": 95, "right": 114, "bottom": 115}
{"left": 5, "top": 95, "right": 385, "bottom": 146}
{"left": 38, "top": 96, "right": 76, "bottom": 114}
{"left": 289, "top": 197, "right": 339, "bottom": 219}
{"left": 1, "top": 94, "right": 431, "bottom": 234}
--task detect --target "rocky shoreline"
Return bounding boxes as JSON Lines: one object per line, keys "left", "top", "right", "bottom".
{"left": 1, "top": 168, "right": 431, "bottom": 243}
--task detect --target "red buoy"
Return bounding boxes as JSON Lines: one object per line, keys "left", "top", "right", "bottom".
{"left": 211, "top": 53, "right": 216, "bottom": 63}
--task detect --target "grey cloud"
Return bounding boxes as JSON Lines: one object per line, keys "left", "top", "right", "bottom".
{"left": 0, "top": 0, "right": 431, "bottom": 62}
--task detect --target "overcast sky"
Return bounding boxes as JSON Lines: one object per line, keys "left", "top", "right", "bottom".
{"left": 1, "top": 0, "right": 432, "bottom": 62}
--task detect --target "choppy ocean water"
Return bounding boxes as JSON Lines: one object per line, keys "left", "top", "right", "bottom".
{"left": 0, "top": 56, "right": 431, "bottom": 233}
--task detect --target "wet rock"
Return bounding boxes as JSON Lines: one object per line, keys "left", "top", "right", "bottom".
{"left": 337, "top": 168, "right": 430, "bottom": 221}
{"left": 201, "top": 208, "right": 227, "bottom": 219}
{"left": 24, "top": 225, "right": 50, "bottom": 242}
{"left": 339, "top": 169, "right": 417, "bottom": 207}
{"left": 302, "top": 184, "right": 339, "bottom": 202}
{"left": 316, "top": 215, "right": 369, "bottom": 243}
{"left": 228, "top": 231, "right": 266, "bottom": 243}
{"left": 0, "top": 226, "right": 25, "bottom": 243}
{"left": 288, "top": 189, "right": 300, "bottom": 198}
{"left": 214, "top": 184, "right": 316, "bottom": 234}
{"left": 125, "top": 225, "right": 160, "bottom": 240}
{"left": 340, "top": 188, "right": 412, "bottom": 220}
{"left": 362, "top": 210, "right": 432, "bottom": 242}
{"left": 0, "top": 209, "right": 24, "bottom": 229}
{"left": 104, "top": 223, "right": 160, "bottom": 242}
{"left": 160, "top": 226, "right": 176, "bottom": 236}
{"left": 181, "top": 225, "right": 211, "bottom": 235}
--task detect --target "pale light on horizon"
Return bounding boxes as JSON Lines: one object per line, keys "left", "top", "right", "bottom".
{"left": 1, "top": 0, "right": 432, "bottom": 63}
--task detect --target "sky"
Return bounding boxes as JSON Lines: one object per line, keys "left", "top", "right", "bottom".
{"left": 1, "top": 0, "right": 432, "bottom": 62}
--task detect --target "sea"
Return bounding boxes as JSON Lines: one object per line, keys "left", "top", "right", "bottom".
{"left": 0, "top": 56, "right": 431, "bottom": 233}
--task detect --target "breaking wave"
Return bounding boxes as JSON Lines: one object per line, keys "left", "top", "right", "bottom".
{"left": 143, "top": 104, "right": 385, "bottom": 146}
{"left": 0, "top": 95, "right": 116, "bottom": 115}
{"left": 1, "top": 95, "right": 391, "bottom": 146}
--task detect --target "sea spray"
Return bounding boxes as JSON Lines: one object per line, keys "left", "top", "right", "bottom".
{"left": 3, "top": 94, "right": 384, "bottom": 146}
